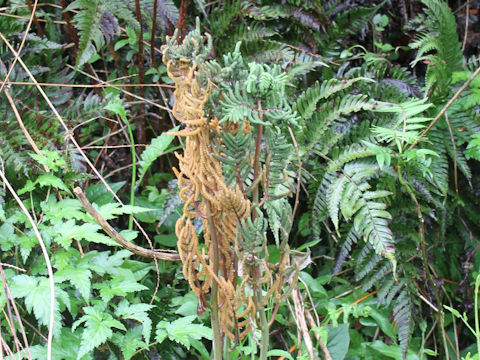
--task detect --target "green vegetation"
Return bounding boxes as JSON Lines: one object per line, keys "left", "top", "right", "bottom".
{"left": 1, "top": 0, "right": 480, "bottom": 359}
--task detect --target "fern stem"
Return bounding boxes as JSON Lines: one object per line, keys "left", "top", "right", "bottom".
{"left": 397, "top": 166, "right": 449, "bottom": 359}
{"left": 151, "top": 0, "right": 158, "bottom": 68}
{"left": 256, "top": 288, "right": 269, "bottom": 360}
{"left": 475, "top": 274, "right": 480, "bottom": 356}
{"left": 206, "top": 201, "right": 223, "bottom": 359}
{"left": 134, "top": 0, "right": 146, "bottom": 146}
{"left": 252, "top": 100, "right": 264, "bottom": 215}
{"left": 122, "top": 116, "right": 137, "bottom": 231}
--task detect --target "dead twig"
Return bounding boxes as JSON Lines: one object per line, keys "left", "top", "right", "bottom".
{"left": 409, "top": 66, "right": 480, "bottom": 150}
{"left": 73, "top": 187, "right": 181, "bottom": 261}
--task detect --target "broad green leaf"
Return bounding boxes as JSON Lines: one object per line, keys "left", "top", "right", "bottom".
{"left": 105, "top": 98, "right": 127, "bottom": 122}
{"left": 326, "top": 323, "right": 350, "bottom": 360}
{"left": 267, "top": 349, "right": 294, "bottom": 360}
{"left": 85, "top": 181, "right": 126, "bottom": 206}
{"left": 91, "top": 250, "right": 132, "bottom": 275}
{"left": 299, "top": 272, "right": 329, "bottom": 298}
{"left": 154, "top": 233, "right": 178, "bottom": 247}
{"left": 94, "top": 269, "right": 148, "bottom": 302}
{"left": 172, "top": 292, "right": 199, "bottom": 317}
{"left": 368, "top": 340, "right": 420, "bottom": 360}
{"left": 367, "top": 308, "right": 396, "bottom": 340}
{"left": 41, "top": 198, "right": 88, "bottom": 222}
{"left": 53, "top": 219, "right": 116, "bottom": 248}
{"left": 37, "top": 174, "right": 72, "bottom": 194}
{"left": 30, "top": 150, "right": 66, "bottom": 172}
{"left": 10, "top": 275, "right": 64, "bottom": 336}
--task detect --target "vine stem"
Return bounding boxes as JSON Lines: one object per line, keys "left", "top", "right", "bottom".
{"left": 206, "top": 201, "right": 223, "bottom": 359}
{"left": 397, "top": 166, "right": 449, "bottom": 360}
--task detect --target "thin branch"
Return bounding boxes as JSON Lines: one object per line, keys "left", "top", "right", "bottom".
{"left": 444, "top": 113, "right": 458, "bottom": 195}
{"left": 3, "top": 87, "right": 49, "bottom": 173}
{"left": 3, "top": 80, "right": 174, "bottom": 88}
{"left": 73, "top": 187, "right": 181, "bottom": 261}
{"left": 409, "top": 66, "right": 480, "bottom": 150}
{"left": 462, "top": 4, "right": 470, "bottom": 51}
{"left": 134, "top": 0, "right": 146, "bottom": 145}
{"left": 0, "top": 0, "right": 39, "bottom": 96}
{"left": 65, "top": 64, "right": 172, "bottom": 111}
{"left": 0, "top": 170, "right": 54, "bottom": 360}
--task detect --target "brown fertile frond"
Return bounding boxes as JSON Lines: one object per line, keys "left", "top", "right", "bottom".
{"left": 164, "top": 55, "right": 255, "bottom": 340}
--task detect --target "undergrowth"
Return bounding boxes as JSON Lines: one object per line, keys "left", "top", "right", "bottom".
{"left": 1, "top": 0, "right": 480, "bottom": 359}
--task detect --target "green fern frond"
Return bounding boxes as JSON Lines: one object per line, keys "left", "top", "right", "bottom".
{"left": 295, "top": 78, "right": 374, "bottom": 122}
{"left": 362, "top": 261, "right": 393, "bottom": 291}
{"left": 393, "top": 288, "right": 413, "bottom": 358}
{"left": 326, "top": 144, "right": 375, "bottom": 173}
{"left": 213, "top": 123, "right": 253, "bottom": 187}
{"left": 67, "top": 0, "right": 138, "bottom": 67}
{"left": 332, "top": 225, "right": 360, "bottom": 274}
{"left": 355, "top": 243, "right": 382, "bottom": 281}
{"left": 410, "top": 0, "right": 462, "bottom": 98}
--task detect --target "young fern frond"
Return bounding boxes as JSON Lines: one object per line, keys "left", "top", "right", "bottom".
{"left": 213, "top": 124, "right": 253, "bottom": 188}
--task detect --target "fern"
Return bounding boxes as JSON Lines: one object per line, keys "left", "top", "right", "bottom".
{"left": 67, "top": 0, "right": 139, "bottom": 67}
{"left": 136, "top": 127, "right": 177, "bottom": 185}
{"left": 410, "top": 0, "right": 462, "bottom": 99}
{"left": 142, "top": 0, "right": 179, "bottom": 28}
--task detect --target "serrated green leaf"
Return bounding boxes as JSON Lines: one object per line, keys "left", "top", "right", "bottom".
{"left": 73, "top": 307, "right": 126, "bottom": 359}
{"left": 115, "top": 299, "right": 153, "bottom": 343}
{"left": 55, "top": 265, "right": 92, "bottom": 301}
{"left": 18, "top": 173, "right": 71, "bottom": 195}
{"left": 112, "top": 327, "right": 147, "bottom": 360}
{"left": 53, "top": 219, "right": 116, "bottom": 248}
{"left": 155, "top": 315, "right": 212, "bottom": 350}
{"left": 0, "top": 222, "right": 15, "bottom": 251}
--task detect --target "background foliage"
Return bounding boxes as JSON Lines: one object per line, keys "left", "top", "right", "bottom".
{"left": 1, "top": 0, "right": 480, "bottom": 359}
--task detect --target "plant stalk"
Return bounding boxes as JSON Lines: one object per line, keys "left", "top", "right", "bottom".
{"left": 475, "top": 274, "right": 480, "bottom": 355}
{"left": 252, "top": 99, "right": 264, "bottom": 216}
{"left": 256, "top": 288, "right": 269, "bottom": 360}
{"left": 122, "top": 116, "right": 137, "bottom": 231}
{"left": 398, "top": 166, "right": 449, "bottom": 360}
{"left": 206, "top": 201, "right": 223, "bottom": 359}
